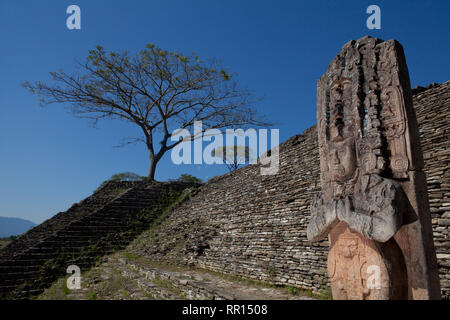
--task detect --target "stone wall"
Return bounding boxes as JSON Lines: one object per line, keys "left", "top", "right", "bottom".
{"left": 414, "top": 82, "right": 450, "bottom": 297}
{"left": 142, "top": 81, "right": 449, "bottom": 299}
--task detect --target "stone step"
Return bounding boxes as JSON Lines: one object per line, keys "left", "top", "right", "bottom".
{"left": 0, "top": 182, "right": 193, "bottom": 299}
{"left": 117, "top": 258, "right": 230, "bottom": 300}
{"left": 0, "top": 285, "right": 22, "bottom": 295}
{"left": 53, "top": 230, "right": 125, "bottom": 238}
{"left": 50, "top": 235, "right": 134, "bottom": 242}
{"left": 72, "top": 217, "right": 152, "bottom": 226}
{"left": 31, "top": 240, "right": 126, "bottom": 248}
{"left": 29, "top": 241, "right": 129, "bottom": 251}
{"left": 0, "top": 265, "right": 41, "bottom": 273}
{"left": 0, "top": 254, "right": 100, "bottom": 266}
{"left": 0, "top": 271, "right": 41, "bottom": 282}
{"left": 66, "top": 225, "right": 126, "bottom": 231}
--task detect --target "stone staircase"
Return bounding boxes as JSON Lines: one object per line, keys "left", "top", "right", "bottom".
{"left": 0, "top": 180, "right": 196, "bottom": 299}
{"left": 37, "top": 252, "right": 315, "bottom": 300}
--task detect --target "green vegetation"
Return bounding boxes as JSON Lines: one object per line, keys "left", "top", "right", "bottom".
{"left": 62, "top": 276, "right": 71, "bottom": 296}
{"left": 109, "top": 172, "right": 145, "bottom": 181}
{"left": 120, "top": 254, "right": 184, "bottom": 273}
{"left": 286, "top": 286, "right": 299, "bottom": 295}
{"left": 97, "top": 172, "right": 146, "bottom": 190}
{"left": 0, "top": 239, "right": 11, "bottom": 251}
{"left": 151, "top": 275, "right": 183, "bottom": 298}
{"left": 266, "top": 266, "right": 277, "bottom": 279}
{"left": 122, "top": 251, "right": 140, "bottom": 262}
{"left": 319, "top": 285, "right": 333, "bottom": 300}
{"left": 88, "top": 290, "right": 98, "bottom": 300}
{"left": 176, "top": 174, "right": 202, "bottom": 184}
{"left": 285, "top": 284, "right": 331, "bottom": 299}
{"left": 37, "top": 276, "right": 71, "bottom": 300}
{"left": 0, "top": 235, "right": 18, "bottom": 251}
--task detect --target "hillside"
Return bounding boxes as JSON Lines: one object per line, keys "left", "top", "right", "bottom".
{"left": 0, "top": 239, "right": 12, "bottom": 251}
{"left": 0, "top": 217, "right": 36, "bottom": 238}
{"left": 0, "top": 180, "right": 196, "bottom": 299}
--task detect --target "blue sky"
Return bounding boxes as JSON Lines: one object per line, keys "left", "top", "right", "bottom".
{"left": 0, "top": 0, "right": 449, "bottom": 224}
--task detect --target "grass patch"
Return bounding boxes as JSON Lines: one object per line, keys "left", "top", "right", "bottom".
{"left": 0, "top": 238, "right": 12, "bottom": 251}
{"left": 88, "top": 290, "right": 98, "bottom": 300}
{"left": 122, "top": 251, "right": 140, "bottom": 262}
{"left": 61, "top": 276, "right": 71, "bottom": 296}
{"left": 151, "top": 275, "right": 183, "bottom": 298}
{"left": 319, "top": 285, "right": 332, "bottom": 300}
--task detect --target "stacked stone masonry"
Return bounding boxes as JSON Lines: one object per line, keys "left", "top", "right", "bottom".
{"left": 145, "top": 81, "right": 449, "bottom": 299}
{"left": 0, "top": 82, "right": 447, "bottom": 300}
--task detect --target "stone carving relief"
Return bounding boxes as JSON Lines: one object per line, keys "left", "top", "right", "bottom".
{"left": 307, "top": 36, "right": 441, "bottom": 300}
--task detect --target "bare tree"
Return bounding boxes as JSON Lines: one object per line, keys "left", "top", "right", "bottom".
{"left": 23, "top": 44, "right": 268, "bottom": 180}
{"left": 212, "top": 145, "right": 254, "bottom": 172}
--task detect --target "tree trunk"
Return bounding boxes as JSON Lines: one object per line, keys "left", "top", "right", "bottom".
{"left": 148, "top": 157, "right": 157, "bottom": 181}
{"left": 146, "top": 134, "right": 158, "bottom": 181}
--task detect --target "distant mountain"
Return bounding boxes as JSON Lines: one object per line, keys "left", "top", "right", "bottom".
{"left": 0, "top": 217, "right": 36, "bottom": 238}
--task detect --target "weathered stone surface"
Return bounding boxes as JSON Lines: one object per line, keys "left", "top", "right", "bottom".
{"left": 133, "top": 80, "right": 449, "bottom": 299}
{"left": 308, "top": 36, "right": 440, "bottom": 299}
{"left": 1, "top": 77, "right": 448, "bottom": 299}
{"left": 0, "top": 181, "right": 196, "bottom": 299}
{"left": 38, "top": 253, "right": 314, "bottom": 300}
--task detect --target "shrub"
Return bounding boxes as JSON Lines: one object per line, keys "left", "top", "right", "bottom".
{"left": 97, "top": 172, "right": 145, "bottom": 190}
{"left": 177, "top": 174, "right": 202, "bottom": 184}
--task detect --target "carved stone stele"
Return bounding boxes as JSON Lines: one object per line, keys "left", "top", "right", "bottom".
{"left": 307, "top": 36, "right": 441, "bottom": 300}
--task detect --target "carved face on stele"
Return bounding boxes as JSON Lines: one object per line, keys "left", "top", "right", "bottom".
{"left": 338, "top": 237, "right": 359, "bottom": 258}
{"left": 330, "top": 139, "right": 357, "bottom": 183}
